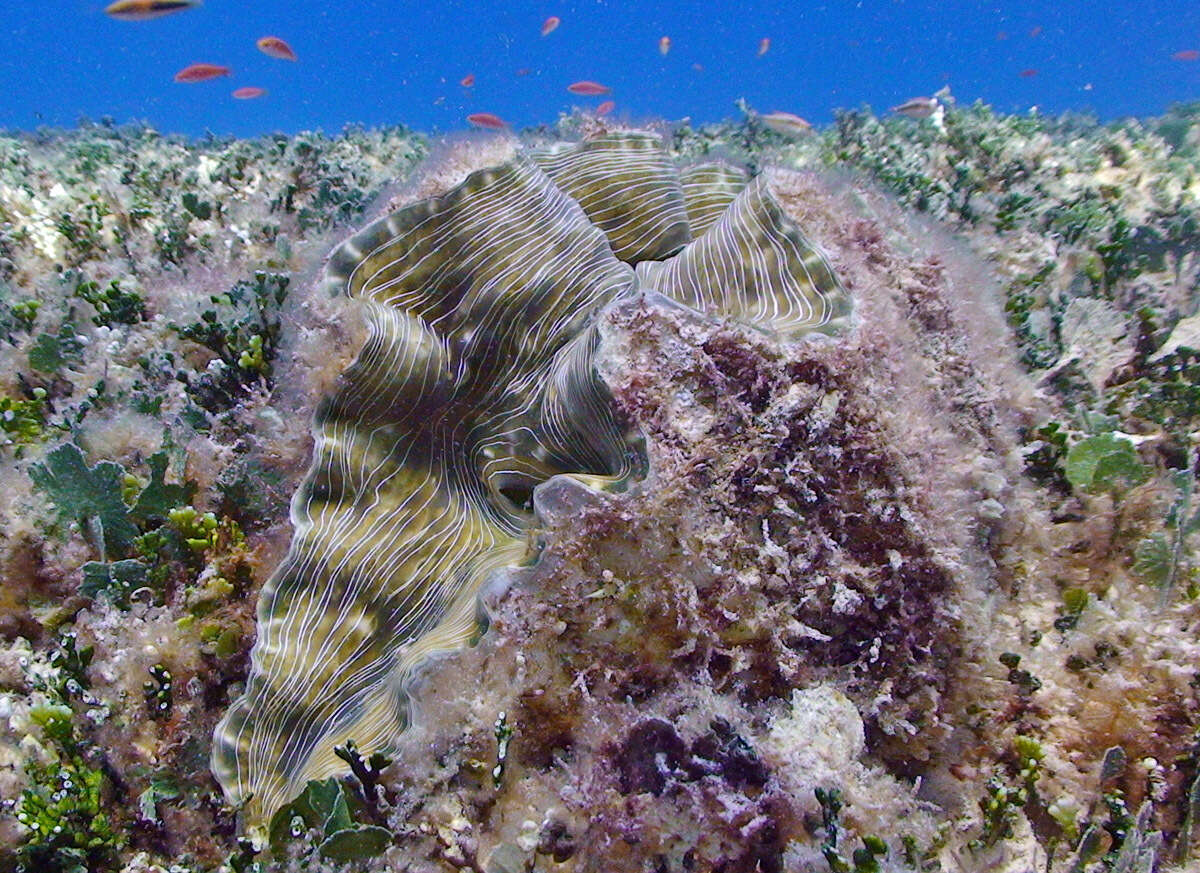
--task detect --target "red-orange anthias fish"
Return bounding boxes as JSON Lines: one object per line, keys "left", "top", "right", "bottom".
{"left": 460, "top": 73, "right": 475, "bottom": 87}
{"left": 104, "top": 0, "right": 199, "bottom": 21}
{"left": 596, "top": 100, "right": 615, "bottom": 116}
{"left": 232, "top": 87, "right": 267, "bottom": 99}
{"left": 567, "top": 80, "right": 610, "bottom": 95}
{"left": 1172, "top": 49, "right": 1200, "bottom": 61}
{"left": 256, "top": 36, "right": 297, "bottom": 61}
{"left": 541, "top": 15, "right": 560, "bottom": 36}
{"left": 757, "top": 37, "right": 771, "bottom": 56}
{"left": 467, "top": 112, "right": 508, "bottom": 130}
{"left": 659, "top": 35, "right": 671, "bottom": 56}
{"left": 174, "top": 63, "right": 231, "bottom": 83}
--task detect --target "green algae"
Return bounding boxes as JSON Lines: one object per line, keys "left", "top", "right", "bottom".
{"left": 73, "top": 278, "right": 145, "bottom": 327}
{"left": 16, "top": 718, "right": 118, "bottom": 873}
{"left": 15, "top": 644, "right": 121, "bottom": 873}
{"left": 30, "top": 443, "right": 139, "bottom": 559}
{"left": 266, "top": 774, "right": 391, "bottom": 863}
{"left": 0, "top": 388, "right": 48, "bottom": 450}
{"left": 1063, "top": 432, "right": 1148, "bottom": 495}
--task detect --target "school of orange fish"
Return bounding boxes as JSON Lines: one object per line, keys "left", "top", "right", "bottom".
{"left": 105, "top": 0, "right": 290, "bottom": 101}
{"left": 103, "top": 1, "right": 1200, "bottom": 131}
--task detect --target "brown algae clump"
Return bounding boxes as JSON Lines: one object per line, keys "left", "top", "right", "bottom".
{"left": 210, "top": 132, "right": 850, "bottom": 825}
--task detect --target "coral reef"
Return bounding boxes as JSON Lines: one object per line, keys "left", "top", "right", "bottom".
{"left": 0, "top": 101, "right": 1197, "bottom": 873}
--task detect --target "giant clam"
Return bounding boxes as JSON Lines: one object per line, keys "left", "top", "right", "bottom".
{"left": 211, "top": 132, "right": 850, "bottom": 825}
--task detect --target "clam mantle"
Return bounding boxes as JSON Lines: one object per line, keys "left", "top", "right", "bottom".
{"left": 210, "top": 132, "right": 850, "bottom": 824}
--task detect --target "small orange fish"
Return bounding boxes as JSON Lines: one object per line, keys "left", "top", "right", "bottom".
{"left": 460, "top": 73, "right": 475, "bottom": 87}
{"left": 1019, "top": 68, "right": 1038, "bottom": 78}
{"left": 596, "top": 100, "right": 615, "bottom": 116}
{"left": 760, "top": 111, "right": 811, "bottom": 137}
{"left": 232, "top": 87, "right": 266, "bottom": 99}
{"left": 1029, "top": 25, "right": 1043, "bottom": 37}
{"left": 757, "top": 37, "right": 770, "bottom": 57}
{"left": 174, "top": 63, "right": 231, "bottom": 83}
{"left": 567, "top": 80, "right": 610, "bottom": 95}
{"left": 467, "top": 112, "right": 508, "bottom": 130}
{"left": 104, "top": 0, "right": 199, "bottom": 20}
{"left": 541, "top": 15, "right": 560, "bottom": 36}
{"left": 515, "top": 67, "right": 531, "bottom": 76}
{"left": 1172, "top": 49, "right": 1200, "bottom": 61}
{"left": 659, "top": 35, "right": 671, "bottom": 56}
{"left": 256, "top": 36, "right": 297, "bottom": 61}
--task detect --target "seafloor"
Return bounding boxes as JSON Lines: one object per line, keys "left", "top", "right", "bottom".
{"left": 0, "top": 96, "right": 1198, "bottom": 873}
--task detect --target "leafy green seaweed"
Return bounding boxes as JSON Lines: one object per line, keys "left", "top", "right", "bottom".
{"left": 266, "top": 776, "right": 392, "bottom": 863}
{"left": 16, "top": 704, "right": 120, "bottom": 873}
{"left": 1131, "top": 465, "right": 1200, "bottom": 599}
{"left": 1, "top": 388, "right": 48, "bottom": 450}
{"left": 137, "top": 773, "right": 183, "bottom": 825}
{"left": 130, "top": 451, "right": 195, "bottom": 527}
{"left": 79, "top": 559, "right": 149, "bottom": 607}
{"left": 171, "top": 272, "right": 290, "bottom": 413}
{"left": 27, "top": 319, "right": 85, "bottom": 374}
{"left": 30, "top": 443, "right": 138, "bottom": 558}
{"left": 1063, "top": 433, "right": 1148, "bottom": 495}
{"left": 74, "top": 279, "right": 145, "bottom": 327}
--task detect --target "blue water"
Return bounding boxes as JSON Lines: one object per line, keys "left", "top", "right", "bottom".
{"left": 3, "top": 0, "right": 1199, "bottom": 137}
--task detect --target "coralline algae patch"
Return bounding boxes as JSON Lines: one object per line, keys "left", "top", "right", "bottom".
{"left": 0, "top": 103, "right": 1197, "bottom": 873}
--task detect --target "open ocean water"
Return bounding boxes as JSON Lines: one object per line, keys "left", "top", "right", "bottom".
{"left": 2, "top": 0, "right": 1198, "bottom": 137}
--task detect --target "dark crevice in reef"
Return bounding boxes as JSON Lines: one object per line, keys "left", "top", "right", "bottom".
{"left": 613, "top": 717, "right": 769, "bottom": 797}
